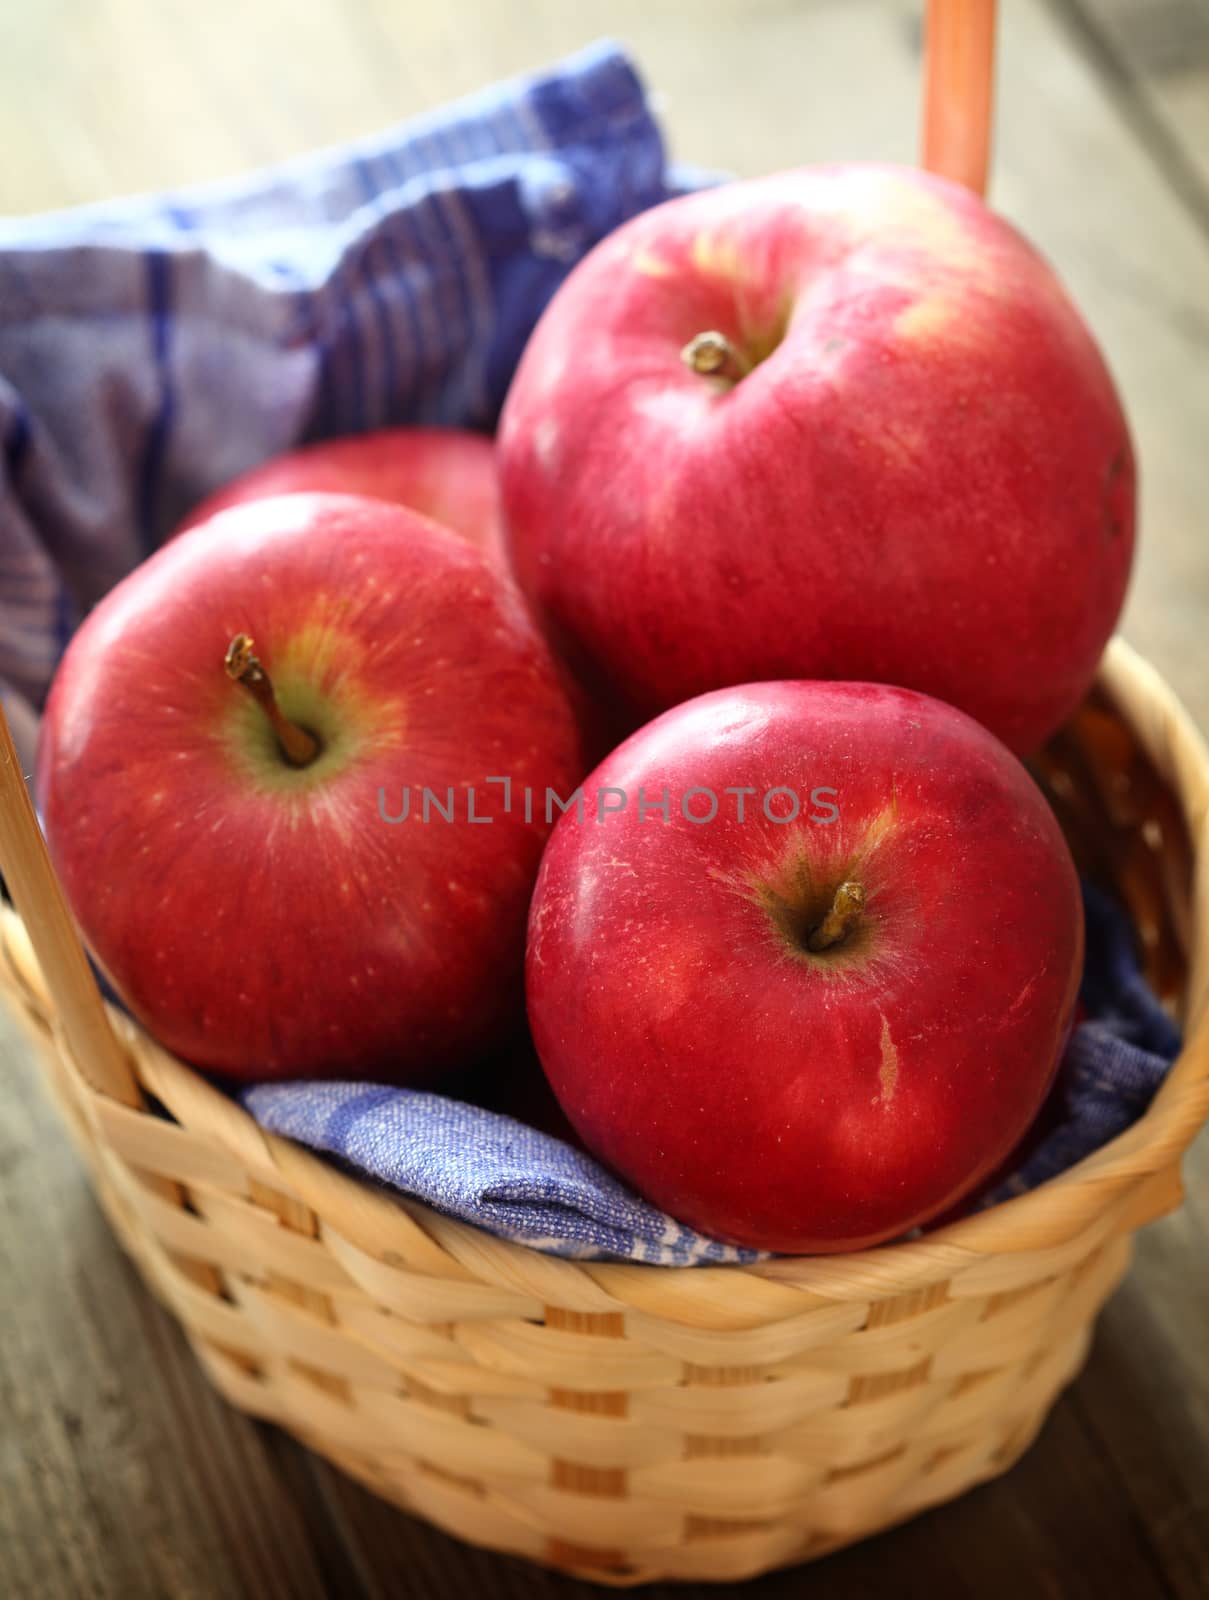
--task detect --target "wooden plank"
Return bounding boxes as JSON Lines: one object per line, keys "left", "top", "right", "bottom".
{"left": 0, "top": 1012, "right": 362, "bottom": 1600}
{"left": 1065, "top": 0, "right": 1209, "bottom": 196}
{"left": 1071, "top": 1203, "right": 1209, "bottom": 1597}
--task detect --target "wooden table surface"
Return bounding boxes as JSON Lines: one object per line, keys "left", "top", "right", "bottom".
{"left": 2, "top": 1, "right": 1207, "bottom": 1595}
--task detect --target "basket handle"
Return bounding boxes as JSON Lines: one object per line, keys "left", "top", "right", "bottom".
{"left": 922, "top": 0, "right": 997, "bottom": 197}
{"left": 0, "top": 706, "right": 140, "bottom": 1106}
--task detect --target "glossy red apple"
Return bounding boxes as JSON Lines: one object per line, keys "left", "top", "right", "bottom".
{"left": 38, "top": 493, "right": 582, "bottom": 1082}
{"left": 178, "top": 427, "right": 503, "bottom": 564}
{"left": 499, "top": 164, "right": 1134, "bottom": 756}
{"left": 526, "top": 680, "right": 1083, "bottom": 1253}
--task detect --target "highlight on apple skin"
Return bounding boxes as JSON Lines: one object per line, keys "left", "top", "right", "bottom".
{"left": 525, "top": 679, "right": 1085, "bottom": 1254}
{"left": 499, "top": 163, "right": 1135, "bottom": 758}
{"left": 37, "top": 492, "right": 583, "bottom": 1083}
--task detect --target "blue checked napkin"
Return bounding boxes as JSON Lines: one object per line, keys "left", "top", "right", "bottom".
{"left": 3, "top": 45, "right": 1180, "bottom": 1263}
{"left": 246, "top": 884, "right": 1179, "bottom": 1262}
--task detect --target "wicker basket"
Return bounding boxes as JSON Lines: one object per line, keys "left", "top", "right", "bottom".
{"left": 2, "top": 639, "right": 1208, "bottom": 1584}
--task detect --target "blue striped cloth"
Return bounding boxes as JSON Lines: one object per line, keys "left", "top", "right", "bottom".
{"left": 246, "top": 1080, "right": 762, "bottom": 1266}
{"left": 0, "top": 40, "right": 693, "bottom": 766}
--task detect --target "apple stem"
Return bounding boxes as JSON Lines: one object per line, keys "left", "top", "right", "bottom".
{"left": 224, "top": 634, "right": 319, "bottom": 767}
{"left": 807, "top": 881, "right": 866, "bottom": 953}
{"left": 680, "top": 330, "right": 752, "bottom": 385}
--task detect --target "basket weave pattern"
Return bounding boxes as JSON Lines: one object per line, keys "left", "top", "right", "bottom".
{"left": 4, "top": 639, "right": 1209, "bottom": 1585}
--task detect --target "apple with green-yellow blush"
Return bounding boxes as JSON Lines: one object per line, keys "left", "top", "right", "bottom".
{"left": 38, "top": 493, "right": 582, "bottom": 1081}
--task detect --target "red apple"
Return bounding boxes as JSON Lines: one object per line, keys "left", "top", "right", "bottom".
{"left": 525, "top": 680, "right": 1083, "bottom": 1253}
{"left": 499, "top": 164, "right": 1134, "bottom": 757}
{"left": 178, "top": 427, "right": 503, "bottom": 565}
{"left": 38, "top": 493, "right": 582, "bottom": 1082}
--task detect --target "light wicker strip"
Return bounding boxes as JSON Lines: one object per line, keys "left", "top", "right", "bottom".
{"left": 4, "top": 638, "right": 1208, "bottom": 1584}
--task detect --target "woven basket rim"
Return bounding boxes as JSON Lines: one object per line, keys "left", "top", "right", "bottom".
{"left": 7, "top": 636, "right": 1209, "bottom": 1315}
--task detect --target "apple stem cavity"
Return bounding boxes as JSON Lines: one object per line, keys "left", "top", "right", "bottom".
{"left": 807, "top": 880, "right": 866, "bottom": 953}
{"left": 680, "top": 330, "right": 752, "bottom": 386}
{"left": 224, "top": 633, "right": 319, "bottom": 767}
